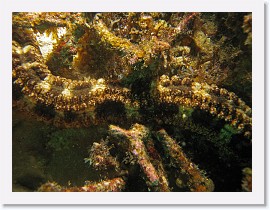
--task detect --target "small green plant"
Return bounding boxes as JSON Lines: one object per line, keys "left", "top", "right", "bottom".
{"left": 219, "top": 124, "right": 238, "bottom": 144}
{"left": 47, "top": 128, "right": 89, "bottom": 151}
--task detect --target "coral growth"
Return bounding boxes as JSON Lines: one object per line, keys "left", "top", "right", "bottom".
{"left": 241, "top": 167, "right": 252, "bottom": 192}
{"left": 38, "top": 177, "right": 125, "bottom": 192}
{"left": 84, "top": 139, "right": 120, "bottom": 171}
{"left": 156, "top": 129, "right": 214, "bottom": 192}
{"left": 157, "top": 74, "right": 252, "bottom": 138}
{"left": 109, "top": 124, "right": 170, "bottom": 192}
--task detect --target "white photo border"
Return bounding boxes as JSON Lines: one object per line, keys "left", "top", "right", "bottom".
{"left": 0, "top": 0, "right": 265, "bottom": 205}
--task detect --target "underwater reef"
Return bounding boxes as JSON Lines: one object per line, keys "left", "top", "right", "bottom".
{"left": 12, "top": 12, "right": 252, "bottom": 192}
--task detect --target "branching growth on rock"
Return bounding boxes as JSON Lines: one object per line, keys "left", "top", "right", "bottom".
{"left": 12, "top": 12, "right": 252, "bottom": 192}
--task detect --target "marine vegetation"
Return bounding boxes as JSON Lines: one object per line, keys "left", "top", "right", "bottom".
{"left": 12, "top": 12, "right": 252, "bottom": 192}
